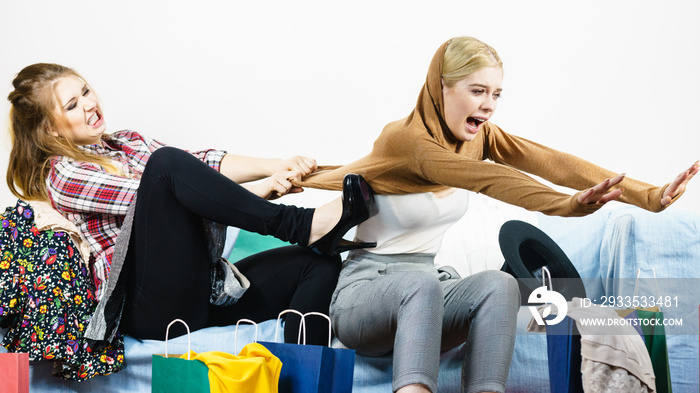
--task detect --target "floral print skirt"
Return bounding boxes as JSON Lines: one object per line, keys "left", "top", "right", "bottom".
{"left": 0, "top": 200, "right": 124, "bottom": 380}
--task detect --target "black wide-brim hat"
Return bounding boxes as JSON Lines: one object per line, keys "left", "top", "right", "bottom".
{"left": 499, "top": 220, "right": 586, "bottom": 305}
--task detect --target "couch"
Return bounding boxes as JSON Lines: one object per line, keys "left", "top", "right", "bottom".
{"left": 2, "top": 193, "right": 699, "bottom": 392}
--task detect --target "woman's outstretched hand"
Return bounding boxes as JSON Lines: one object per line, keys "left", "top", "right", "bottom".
{"left": 577, "top": 174, "right": 626, "bottom": 205}
{"left": 661, "top": 161, "right": 699, "bottom": 206}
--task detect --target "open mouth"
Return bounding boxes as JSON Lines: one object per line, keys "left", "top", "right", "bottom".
{"left": 87, "top": 111, "right": 101, "bottom": 126}
{"left": 467, "top": 117, "right": 486, "bottom": 128}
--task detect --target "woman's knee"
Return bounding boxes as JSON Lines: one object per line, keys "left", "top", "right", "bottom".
{"left": 333, "top": 272, "right": 443, "bottom": 356}
{"left": 480, "top": 270, "right": 521, "bottom": 310}
{"left": 146, "top": 146, "right": 186, "bottom": 171}
{"left": 143, "top": 146, "right": 200, "bottom": 181}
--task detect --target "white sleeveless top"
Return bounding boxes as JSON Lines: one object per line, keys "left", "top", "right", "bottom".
{"left": 355, "top": 188, "right": 469, "bottom": 255}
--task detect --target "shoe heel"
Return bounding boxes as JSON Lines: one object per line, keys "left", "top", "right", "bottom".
{"left": 308, "top": 173, "right": 377, "bottom": 256}
{"left": 310, "top": 238, "right": 377, "bottom": 256}
{"left": 333, "top": 240, "right": 377, "bottom": 255}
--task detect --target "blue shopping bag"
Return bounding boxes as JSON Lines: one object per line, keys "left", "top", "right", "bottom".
{"left": 545, "top": 315, "right": 584, "bottom": 393}
{"left": 259, "top": 310, "right": 355, "bottom": 393}
{"left": 328, "top": 342, "right": 355, "bottom": 393}
{"left": 258, "top": 341, "right": 332, "bottom": 392}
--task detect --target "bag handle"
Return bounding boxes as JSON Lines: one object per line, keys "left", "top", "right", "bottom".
{"left": 164, "top": 319, "right": 191, "bottom": 359}
{"left": 302, "top": 312, "right": 332, "bottom": 347}
{"left": 633, "top": 267, "right": 662, "bottom": 310}
{"left": 274, "top": 309, "right": 332, "bottom": 346}
{"left": 234, "top": 318, "right": 258, "bottom": 353}
{"left": 541, "top": 266, "right": 553, "bottom": 291}
{"left": 274, "top": 309, "right": 306, "bottom": 344}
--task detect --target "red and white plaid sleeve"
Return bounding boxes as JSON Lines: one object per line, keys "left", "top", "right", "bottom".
{"left": 47, "top": 159, "right": 139, "bottom": 216}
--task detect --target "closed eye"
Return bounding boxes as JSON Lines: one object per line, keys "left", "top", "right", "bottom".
{"left": 65, "top": 85, "right": 90, "bottom": 111}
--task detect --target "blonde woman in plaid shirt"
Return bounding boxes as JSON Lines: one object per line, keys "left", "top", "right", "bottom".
{"left": 6, "top": 63, "right": 376, "bottom": 345}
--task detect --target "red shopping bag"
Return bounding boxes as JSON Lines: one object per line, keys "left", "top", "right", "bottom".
{"left": 0, "top": 352, "right": 29, "bottom": 393}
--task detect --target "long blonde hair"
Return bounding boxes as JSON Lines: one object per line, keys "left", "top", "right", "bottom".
{"left": 7, "top": 63, "right": 115, "bottom": 201}
{"left": 442, "top": 36, "right": 503, "bottom": 87}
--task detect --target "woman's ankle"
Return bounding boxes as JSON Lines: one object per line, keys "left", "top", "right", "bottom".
{"left": 308, "top": 197, "right": 342, "bottom": 245}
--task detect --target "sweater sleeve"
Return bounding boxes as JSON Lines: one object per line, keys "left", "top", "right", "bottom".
{"left": 415, "top": 137, "right": 601, "bottom": 217}
{"left": 481, "top": 123, "right": 670, "bottom": 213}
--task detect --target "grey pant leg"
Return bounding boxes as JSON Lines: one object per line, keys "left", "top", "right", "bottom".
{"left": 441, "top": 270, "right": 521, "bottom": 393}
{"left": 331, "top": 271, "right": 444, "bottom": 393}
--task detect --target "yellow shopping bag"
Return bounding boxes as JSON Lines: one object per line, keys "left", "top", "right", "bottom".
{"left": 152, "top": 319, "right": 282, "bottom": 393}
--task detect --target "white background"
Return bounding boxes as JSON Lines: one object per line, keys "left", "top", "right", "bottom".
{"left": 1, "top": 0, "right": 698, "bottom": 214}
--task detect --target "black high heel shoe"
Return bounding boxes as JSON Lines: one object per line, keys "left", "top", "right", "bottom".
{"left": 309, "top": 174, "right": 378, "bottom": 256}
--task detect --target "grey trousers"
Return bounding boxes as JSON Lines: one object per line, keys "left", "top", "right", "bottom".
{"left": 330, "top": 251, "right": 520, "bottom": 393}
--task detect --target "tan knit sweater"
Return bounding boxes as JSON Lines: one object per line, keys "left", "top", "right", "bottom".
{"left": 296, "top": 39, "right": 672, "bottom": 217}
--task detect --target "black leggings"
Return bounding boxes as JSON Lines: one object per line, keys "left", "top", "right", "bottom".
{"left": 119, "top": 147, "right": 341, "bottom": 345}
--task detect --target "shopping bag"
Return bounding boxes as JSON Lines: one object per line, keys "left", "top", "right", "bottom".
{"left": 536, "top": 266, "right": 584, "bottom": 393}
{"left": 546, "top": 315, "right": 584, "bottom": 393}
{"left": 303, "top": 312, "right": 355, "bottom": 393}
{"left": 617, "top": 309, "right": 646, "bottom": 343}
{"left": 635, "top": 308, "right": 672, "bottom": 393}
{"left": 152, "top": 319, "right": 213, "bottom": 393}
{"left": 152, "top": 318, "right": 281, "bottom": 393}
{"left": 616, "top": 306, "right": 671, "bottom": 392}
{"left": 152, "top": 353, "right": 211, "bottom": 393}
{"left": 0, "top": 352, "right": 29, "bottom": 393}
{"left": 259, "top": 310, "right": 355, "bottom": 393}
{"left": 615, "top": 268, "right": 673, "bottom": 393}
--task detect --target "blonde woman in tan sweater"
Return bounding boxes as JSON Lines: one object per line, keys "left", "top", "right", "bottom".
{"left": 297, "top": 37, "right": 697, "bottom": 393}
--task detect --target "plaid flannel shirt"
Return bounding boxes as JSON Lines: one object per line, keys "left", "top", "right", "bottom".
{"left": 47, "top": 130, "right": 226, "bottom": 299}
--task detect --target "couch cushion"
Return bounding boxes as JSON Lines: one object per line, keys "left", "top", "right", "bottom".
{"left": 227, "top": 229, "right": 290, "bottom": 263}
{"left": 537, "top": 208, "right": 611, "bottom": 301}
{"left": 598, "top": 207, "right": 700, "bottom": 393}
